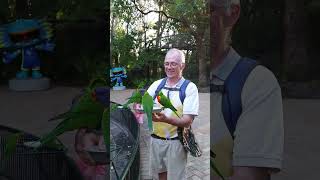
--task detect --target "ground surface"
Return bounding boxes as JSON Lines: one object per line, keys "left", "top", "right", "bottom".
{"left": 1, "top": 86, "right": 320, "bottom": 179}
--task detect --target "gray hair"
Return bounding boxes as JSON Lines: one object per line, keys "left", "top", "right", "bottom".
{"left": 165, "top": 48, "right": 185, "bottom": 64}
{"left": 212, "top": 0, "right": 240, "bottom": 15}
{"left": 212, "top": 0, "right": 240, "bottom": 45}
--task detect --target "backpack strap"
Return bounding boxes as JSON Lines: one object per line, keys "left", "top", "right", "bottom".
{"left": 223, "top": 57, "right": 258, "bottom": 138}
{"left": 179, "top": 79, "right": 191, "bottom": 104}
{"left": 153, "top": 78, "right": 190, "bottom": 104}
{"left": 153, "top": 78, "right": 167, "bottom": 100}
{"left": 211, "top": 58, "right": 258, "bottom": 139}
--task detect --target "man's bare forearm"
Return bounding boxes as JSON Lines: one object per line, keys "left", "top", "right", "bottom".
{"left": 163, "top": 115, "right": 193, "bottom": 128}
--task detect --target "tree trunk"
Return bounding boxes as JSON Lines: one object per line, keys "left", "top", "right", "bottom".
{"left": 143, "top": 20, "right": 147, "bottom": 49}
{"left": 196, "top": 33, "right": 208, "bottom": 87}
{"left": 111, "top": 14, "right": 115, "bottom": 66}
{"left": 16, "top": 0, "right": 28, "bottom": 18}
{"left": 283, "top": 0, "right": 308, "bottom": 82}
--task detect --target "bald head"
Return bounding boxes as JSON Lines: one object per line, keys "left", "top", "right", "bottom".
{"left": 165, "top": 48, "right": 185, "bottom": 64}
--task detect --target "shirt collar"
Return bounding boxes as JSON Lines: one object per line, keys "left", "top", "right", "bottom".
{"left": 165, "top": 77, "right": 185, "bottom": 88}
{"left": 211, "top": 47, "right": 241, "bottom": 81}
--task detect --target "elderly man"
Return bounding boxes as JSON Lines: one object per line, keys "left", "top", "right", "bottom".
{"left": 210, "top": 0, "right": 284, "bottom": 180}
{"left": 144, "top": 48, "right": 199, "bottom": 180}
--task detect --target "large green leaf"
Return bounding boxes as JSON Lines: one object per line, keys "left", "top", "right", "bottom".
{"left": 142, "top": 92, "right": 154, "bottom": 131}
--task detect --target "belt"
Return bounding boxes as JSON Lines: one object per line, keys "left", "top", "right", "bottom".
{"left": 151, "top": 134, "right": 179, "bottom": 140}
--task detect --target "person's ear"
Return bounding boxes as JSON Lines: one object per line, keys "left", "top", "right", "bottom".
{"left": 225, "top": 4, "right": 240, "bottom": 27}
{"left": 181, "top": 63, "right": 185, "bottom": 70}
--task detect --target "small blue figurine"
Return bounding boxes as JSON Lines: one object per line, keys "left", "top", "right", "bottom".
{"left": 0, "top": 19, "right": 54, "bottom": 79}
{"left": 110, "top": 67, "right": 127, "bottom": 90}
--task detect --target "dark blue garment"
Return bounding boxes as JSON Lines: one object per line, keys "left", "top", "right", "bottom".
{"left": 22, "top": 47, "right": 41, "bottom": 69}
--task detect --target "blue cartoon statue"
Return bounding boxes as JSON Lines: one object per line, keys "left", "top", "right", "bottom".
{"left": 110, "top": 67, "right": 127, "bottom": 90}
{"left": 0, "top": 19, "right": 54, "bottom": 79}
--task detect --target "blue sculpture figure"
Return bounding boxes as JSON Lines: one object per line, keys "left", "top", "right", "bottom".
{"left": 0, "top": 19, "right": 54, "bottom": 79}
{"left": 110, "top": 67, "right": 127, "bottom": 90}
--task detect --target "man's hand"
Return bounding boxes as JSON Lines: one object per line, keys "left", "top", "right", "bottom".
{"left": 133, "top": 103, "right": 142, "bottom": 112}
{"left": 75, "top": 128, "right": 99, "bottom": 166}
{"left": 133, "top": 103, "right": 144, "bottom": 124}
{"left": 152, "top": 112, "right": 168, "bottom": 123}
{"left": 152, "top": 112, "right": 194, "bottom": 128}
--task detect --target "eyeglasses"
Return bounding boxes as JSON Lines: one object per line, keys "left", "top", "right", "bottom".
{"left": 164, "top": 62, "right": 179, "bottom": 67}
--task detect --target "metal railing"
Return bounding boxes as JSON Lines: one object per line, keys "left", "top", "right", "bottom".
{"left": 110, "top": 104, "right": 140, "bottom": 180}
{"left": 0, "top": 125, "right": 84, "bottom": 180}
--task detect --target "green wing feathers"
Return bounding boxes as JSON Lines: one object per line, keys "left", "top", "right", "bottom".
{"left": 142, "top": 92, "right": 154, "bottom": 131}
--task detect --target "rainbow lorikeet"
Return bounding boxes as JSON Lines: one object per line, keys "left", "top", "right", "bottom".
{"left": 38, "top": 79, "right": 108, "bottom": 148}
{"left": 123, "top": 90, "right": 143, "bottom": 108}
{"left": 156, "top": 91, "right": 180, "bottom": 118}
{"left": 3, "top": 78, "right": 109, "bottom": 157}
{"left": 142, "top": 92, "right": 153, "bottom": 130}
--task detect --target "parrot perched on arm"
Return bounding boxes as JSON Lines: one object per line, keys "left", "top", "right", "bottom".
{"left": 156, "top": 91, "right": 180, "bottom": 118}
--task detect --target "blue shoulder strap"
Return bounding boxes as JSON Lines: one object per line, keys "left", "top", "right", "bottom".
{"left": 153, "top": 78, "right": 190, "bottom": 104}
{"left": 153, "top": 78, "right": 167, "bottom": 100}
{"left": 179, "top": 79, "right": 191, "bottom": 104}
{"left": 222, "top": 57, "right": 258, "bottom": 138}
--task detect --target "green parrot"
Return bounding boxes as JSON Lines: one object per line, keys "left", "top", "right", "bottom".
{"left": 39, "top": 90, "right": 104, "bottom": 147}
{"left": 3, "top": 78, "right": 109, "bottom": 157}
{"left": 101, "top": 108, "right": 110, "bottom": 152}
{"left": 156, "top": 91, "right": 181, "bottom": 118}
{"left": 3, "top": 133, "right": 22, "bottom": 159}
{"left": 39, "top": 78, "right": 108, "bottom": 148}
{"left": 142, "top": 92, "right": 154, "bottom": 131}
{"left": 123, "top": 90, "right": 143, "bottom": 108}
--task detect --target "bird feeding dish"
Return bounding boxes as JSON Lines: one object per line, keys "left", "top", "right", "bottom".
{"left": 136, "top": 105, "right": 162, "bottom": 113}
{"left": 84, "top": 145, "right": 108, "bottom": 165}
{"left": 23, "top": 140, "right": 41, "bottom": 148}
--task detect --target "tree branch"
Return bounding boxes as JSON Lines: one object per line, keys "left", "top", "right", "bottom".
{"left": 131, "top": 0, "right": 197, "bottom": 36}
{"left": 132, "top": 0, "right": 179, "bottom": 21}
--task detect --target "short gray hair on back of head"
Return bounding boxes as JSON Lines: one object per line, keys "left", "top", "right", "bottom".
{"left": 165, "top": 48, "right": 185, "bottom": 64}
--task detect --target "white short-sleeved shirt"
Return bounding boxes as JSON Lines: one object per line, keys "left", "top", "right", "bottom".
{"left": 147, "top": 77, "right": 199, "bottom": 138}
{"left": 210, "top": 48, "right": 284, "bottom": 177}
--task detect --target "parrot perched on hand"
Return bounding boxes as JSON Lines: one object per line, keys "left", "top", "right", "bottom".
{"left": 39, "top": 79, "right": 108, "bottom": 148}
{"left": 123, "top": 89, "right": 143, "bottom": 108}
{"left": 156, "top": 91, "right": 180, "bottom": 118}
{"left": 142, "top": 92, "right": 153, "bottom": 131}
{"left": 3, "top": 78, "right": 109, "bottom": 157}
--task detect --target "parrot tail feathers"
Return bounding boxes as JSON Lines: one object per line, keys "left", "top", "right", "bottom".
{"left": 48, "top": 111, "right": 70, "bottom": 121}
{"left": 174, "top": 111, "right": 181, "bottom": 119}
